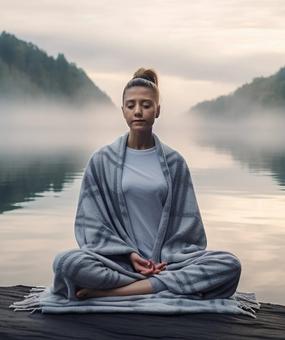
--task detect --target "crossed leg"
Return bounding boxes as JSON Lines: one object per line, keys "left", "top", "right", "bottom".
{"left": 52, "top": 248, "right": 241, "bottom": 300}
{"left": 156, "top": 249, "right": 242, "bottom": 299}
{"left": 52, "top": 249, "right": 138, "bottom": 299}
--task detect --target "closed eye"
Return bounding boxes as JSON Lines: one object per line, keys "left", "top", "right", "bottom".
{"left": 127, "top": 104, "right": 151, "bottom": 109}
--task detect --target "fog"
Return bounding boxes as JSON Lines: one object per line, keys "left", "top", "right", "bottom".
{"left": 0, "top": 99, "right": 192, "bottom": 152}
{"left": 190, "top": 107, "right": 285, "bottom": 152}
{"left": 1, "top": 100, "right": 284, "bottom": 164}
{"left": 0, "top": 101, "right": 122, "bottom": 151}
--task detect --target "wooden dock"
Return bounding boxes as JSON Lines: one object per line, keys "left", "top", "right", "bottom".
{"left": 1, "top": 285, "right": 285, "bottom": 340}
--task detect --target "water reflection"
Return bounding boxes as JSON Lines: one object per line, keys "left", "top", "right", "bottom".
{"left": 189, "top": 110, "right": 285, "bottom": 189}
{"left": 0, "top": 150, "right": 87, "bottom": 213}
{"left": 0, "top": 102, "right": 125, "bottom": 214}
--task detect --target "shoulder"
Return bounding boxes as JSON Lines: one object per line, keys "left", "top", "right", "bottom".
{"left": 160, "top": 141, "right": 188, "bottom": 166}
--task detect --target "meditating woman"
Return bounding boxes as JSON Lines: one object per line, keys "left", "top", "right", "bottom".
{"left": 52, "top": 67, "right": 242, "bottom": 302}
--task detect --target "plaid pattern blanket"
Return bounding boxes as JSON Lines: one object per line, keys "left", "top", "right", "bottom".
{"left": 10, "top": 131, "right": 260, "bottom": 317}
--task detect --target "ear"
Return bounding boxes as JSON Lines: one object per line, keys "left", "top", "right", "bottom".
{"left": 156, "top": 105, "right": 160, "bottom": 118}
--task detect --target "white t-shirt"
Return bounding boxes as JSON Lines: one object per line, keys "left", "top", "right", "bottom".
{"left": 122, "top": 144, "right": 168, "bottom": 260}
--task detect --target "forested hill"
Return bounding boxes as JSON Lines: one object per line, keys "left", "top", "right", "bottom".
{"left": 190, "top": 66, "right": 285, "bottom": 116}
{"left": 0, "top": 31, "right": 114, "bottom": 107}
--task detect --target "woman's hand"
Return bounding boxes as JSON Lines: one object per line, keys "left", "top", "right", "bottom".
{"left": 129, "top": 252, "right": 167, "bottom": 276}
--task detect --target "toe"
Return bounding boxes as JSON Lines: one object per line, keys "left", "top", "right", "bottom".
{"left": 76, "top": 288, "right": 88, "bottom": 299}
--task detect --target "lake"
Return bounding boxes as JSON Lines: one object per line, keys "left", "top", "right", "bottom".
{"left": 0, "top": 104, "right": 284, "bottom": 305}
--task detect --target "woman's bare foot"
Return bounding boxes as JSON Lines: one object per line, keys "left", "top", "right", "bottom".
{"left": 76, "top": 288, "right": 110, "bottom": 299}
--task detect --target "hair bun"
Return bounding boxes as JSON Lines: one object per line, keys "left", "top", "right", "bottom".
{"left": 132, "top": 67, "right": 158, "bottom": 87}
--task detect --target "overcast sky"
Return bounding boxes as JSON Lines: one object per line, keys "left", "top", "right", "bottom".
{"left": 1, "top": 0, "right": 285, "bottom": 114}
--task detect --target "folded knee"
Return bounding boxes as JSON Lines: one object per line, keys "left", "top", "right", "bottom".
{"left": 205, "top": 250, "right": 242, "bottom": 274}
{"left": 225, "top": 251, "right": 242, "bottom": 277}
{"left": 52, "top": 249, "right": 82, "bottom": 275}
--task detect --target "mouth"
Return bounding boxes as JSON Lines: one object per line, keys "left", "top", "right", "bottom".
{"left": 132, "top": 120, "right": 145, "bottom": 123}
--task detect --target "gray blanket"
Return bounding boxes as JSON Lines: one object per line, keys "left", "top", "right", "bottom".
{"left": 10, "top": 131, "right": 260, "bottom": 317}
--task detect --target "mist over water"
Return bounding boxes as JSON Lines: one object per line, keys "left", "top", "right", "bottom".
{"left": 0, "top": 101, "right": 284, "bottom": 304}
{"left": 192, "top": 108, "right": 285, "bottom": 149}
{"left": 0, "top": 101, "right": 121, "bottom": 150}
{"left": 190, "top": 109, "right": 285, "bottom": 188}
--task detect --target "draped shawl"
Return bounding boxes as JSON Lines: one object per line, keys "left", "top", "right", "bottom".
{"left": 10, "top": 131, "right": 260, "bottom": 317}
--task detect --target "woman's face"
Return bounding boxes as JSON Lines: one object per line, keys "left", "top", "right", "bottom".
{"left": 121, "top": 86, "right": 160, "bottom": 131}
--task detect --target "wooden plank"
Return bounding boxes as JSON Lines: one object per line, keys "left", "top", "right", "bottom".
{"left": 1, "top": 285, "right": 285, "bottom": 340}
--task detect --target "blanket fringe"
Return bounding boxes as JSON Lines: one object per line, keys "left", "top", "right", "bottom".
{"left": 9, "top": 286, "right": 46, "bottom": 313}
{"left": 9, "top": 287, "right": 261, "bottom": 318}
{"left": 235, "top": 292, "right": 261, "bottom": 318}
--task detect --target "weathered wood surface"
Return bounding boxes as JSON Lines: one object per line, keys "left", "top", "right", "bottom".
{"left": 1, "top": 285, "right": 285, "bottom": 340}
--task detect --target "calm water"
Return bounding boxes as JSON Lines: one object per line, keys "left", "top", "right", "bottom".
{"left": 0, "top": 105, "right": 284, "bottom": 304}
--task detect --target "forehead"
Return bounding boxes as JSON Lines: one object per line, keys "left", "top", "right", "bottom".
{"left": 124, "top": 86, "right": 155, "bottom": 102}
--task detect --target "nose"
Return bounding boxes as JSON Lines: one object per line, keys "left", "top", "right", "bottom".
{"left": 134, "top": 103, "right": 143, "bottom": 117}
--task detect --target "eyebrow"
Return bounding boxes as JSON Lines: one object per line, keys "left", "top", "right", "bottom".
{"left": 125, "top": 99, "right": 152, "bottom": 104}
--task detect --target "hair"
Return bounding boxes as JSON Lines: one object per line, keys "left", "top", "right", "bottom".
{"left": 122, "top": 67, "right": 159, "bottom": 104}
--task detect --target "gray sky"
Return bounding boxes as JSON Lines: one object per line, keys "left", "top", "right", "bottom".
{"left": 1, "top": 0, "right": 285, "bottom": 113}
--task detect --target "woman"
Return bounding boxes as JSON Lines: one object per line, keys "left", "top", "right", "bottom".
{"left": 10, "top": 68, "right": 260, "bottom": 317}
{"left": 51, "top": 67, "right": 242, "bottom": 302}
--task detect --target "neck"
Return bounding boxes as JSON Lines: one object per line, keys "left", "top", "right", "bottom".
{"left": 127, "top": 129, "right": 154, "bottom": 150}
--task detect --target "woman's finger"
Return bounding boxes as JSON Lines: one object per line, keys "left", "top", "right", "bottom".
{"left": 156, "top": 264, "right": 167, "bottom": 272}
{"left": 140, "top": 266, "right": 155, "bottom": 275}
{"left": 150, "top": 260, "right": 167, "bottom": 267}
{"left": 135, "top": 263, "right": 149, "bottom": 272}
{"left": 138, "top": 259, "right": 167, "bottom": 274}
{"left": 155, "top": 263, "right": 165, "bottom": 268}
{"left": 137, "top": 257, "right": 150, "bottom": 266}
{"left": 136, "top": 260, "right": 153, "bottom": 270}
{"left": 153, "top": 264, "right": 165, "bottom": 271}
